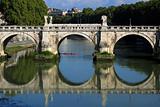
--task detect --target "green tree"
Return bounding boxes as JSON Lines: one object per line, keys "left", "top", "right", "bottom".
{"left": 82, "top": 8, "right": 94, "bottom": 23}
{"left": 1, "top": 0, "right": 48, "bottom": 25}
{"left": 83, "top": 8, "right": 94, "bottom": 16}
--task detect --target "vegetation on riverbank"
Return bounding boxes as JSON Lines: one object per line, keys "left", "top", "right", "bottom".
{"left": 3, "top": 44, "right": 57, "bottom": 63}
{"left": 5, "top": 45, "right": 35, "bottom": 55}
{"left": 94, "top": 52, "right": 114, "bottom": 61}
{"left": 32, "top": 51, "right": 57, "bottom": 63}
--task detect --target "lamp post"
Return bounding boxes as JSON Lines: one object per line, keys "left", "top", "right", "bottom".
{"left": 129, "top": 18, "right": 132, "bottom": 26}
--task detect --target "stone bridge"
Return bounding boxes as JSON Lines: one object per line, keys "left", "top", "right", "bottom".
{"left": 0, "top": 15, "right": 160, "bottom": 56}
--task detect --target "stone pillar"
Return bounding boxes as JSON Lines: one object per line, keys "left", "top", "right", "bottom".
{"left": 0, "top": 62, "right": 5, "bottom": 82}
{"left": 44, "top": 16, "right": 48, "bottom": 26}
{"left": 99, "top": 31, "right": 110, "bottom": 53}
{"left": 0, "top": 45, "right": 6, "bottom": 56}
{"left": 50, "top": 33, "right": 58, "bottom": 54}
{"left": 42, "top": 31, "right": 58, "bottom": 54}
{"left": 41, "top": 32, "right": 50, "bottom": 51}
{"left": 99, "top": 31, "right": 116, "bottom": 54}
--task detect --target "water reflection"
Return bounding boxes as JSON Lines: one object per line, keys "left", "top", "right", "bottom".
{"left": 107, "top": 94, "right": 160, "bottom": 107}
{"left": 0, "top": 38, "right": 160, "bottom": 107}
{"left": 2, "top": 49, "right": 55, "bottom": 86}
{"left": 3, "top": 50, "right": 37, "bottom": 85}
{"left": 0, "top": 49, "right": 159, "bottom": 90}
{"left": 0, "top": 53, "right": 160, "bottom": 107}
{"left": 114, "top": 58, "right": 153, "bottom": 85}
{"left": 58, "top": 38, "right": 95, "bottom": 85}
{"left": 58, "top": 55, "right": 95, "bottom": 85}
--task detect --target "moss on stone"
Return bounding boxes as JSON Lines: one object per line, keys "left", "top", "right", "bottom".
{"left": 94, "top": 52, "right": 114, "bottom": 61}
{"left": 33, "top": 51, "right": 57, "bottom": 63}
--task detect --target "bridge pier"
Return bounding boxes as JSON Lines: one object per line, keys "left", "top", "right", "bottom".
{"left": 99, "top": 31, "right": 115, "bottom": 55}
{"left": 42, "top": 31, "right": 58, "bottom": 54}
{"left": 0, "top": 45, "right": 7, "bottom": 58}
{"left": 154, "top": 32, "right": 160, "bottom": 60}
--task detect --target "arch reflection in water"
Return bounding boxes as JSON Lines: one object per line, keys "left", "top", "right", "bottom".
{"left": 58, "top": 36, "right": 95, "bottom": 85}
{"left": 58, "top": 55, "right": 95, "bottom": 85}
{"left": 3, "top": 50, "right": 38, "bottom": 85}
{"left": 114, "top": 58, "right": 153, "bottom": 86}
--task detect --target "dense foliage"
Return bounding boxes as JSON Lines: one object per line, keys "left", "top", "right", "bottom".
{"left": 0, "top": 0, "right": 160, "bottom": 25}
{"left": 0, "top": 0, "right": 48, "bottom": 25}
{"left": 52, "top": 0, "right": 160, "bottom": 25}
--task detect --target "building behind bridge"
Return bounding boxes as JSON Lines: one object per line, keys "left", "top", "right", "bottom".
{"left": 48, "top": 7, "right": 82, "bottom": 16}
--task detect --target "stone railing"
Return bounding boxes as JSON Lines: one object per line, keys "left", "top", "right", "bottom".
{"left": 0, "top": 26, "right": 43, "bottom": 31}
{"left": 43, "top": 24, "right": 101, "bottom": 32}
{"left": 0, "top": 25, "right": 160, "bottom": 32}
{"left": 0, "top": 24, "right": 101, "bottom": 32}
{"left": 101, "top": 26, "right": 160, "bottom": 32}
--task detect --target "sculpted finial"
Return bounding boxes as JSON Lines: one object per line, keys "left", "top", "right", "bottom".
{"left": 101, "top": 15, "right": 108, "bottom": 26}
{"left": 49, "top": 16, "right": 53, "bottom": 24}
{"left": 44, "top": 16, "right": 48, "bottom": 25}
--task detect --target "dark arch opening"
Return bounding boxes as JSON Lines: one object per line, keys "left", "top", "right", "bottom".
{"left": 58, "top": 34, "right": 95, "bottom": 56}
{"left": 3, "top": 34, "right": 36, "bottom": 55}
{"left": 113, "top": 35, "right": 153, "bottom": 57}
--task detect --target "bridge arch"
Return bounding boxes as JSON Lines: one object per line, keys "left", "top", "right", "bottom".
{"left": 0, "top": 32, "right": 38, "bottom": 54}
{"left": 57, "top": 32, "right": 95, "bottom": 54}
{"left": 112, "top": 32, "right": 154, "bottom": 55}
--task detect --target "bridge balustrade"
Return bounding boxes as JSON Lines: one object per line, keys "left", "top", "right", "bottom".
{"left": 0, "top": 26, "right": 43, "bottom": 31}
{"left": 102, "top": 26, "right": 160, "bottom": 31}
{"left": 0, "top": 25, "right": 159, "bottom": 32}
{"left": 43, "top": 24, "right": 101, "bottom": 32}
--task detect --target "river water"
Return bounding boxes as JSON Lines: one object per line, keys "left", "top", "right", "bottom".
{"left": 0, "top": 38, "right": 160, "bottom": 107}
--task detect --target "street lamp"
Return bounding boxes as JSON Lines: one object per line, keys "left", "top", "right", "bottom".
{"left": 129, "top": 18, "right": 132, "bottom": 26}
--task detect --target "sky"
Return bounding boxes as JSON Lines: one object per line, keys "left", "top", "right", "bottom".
{"left": 45, "top": 0, "right": 149, "bottom": 9}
